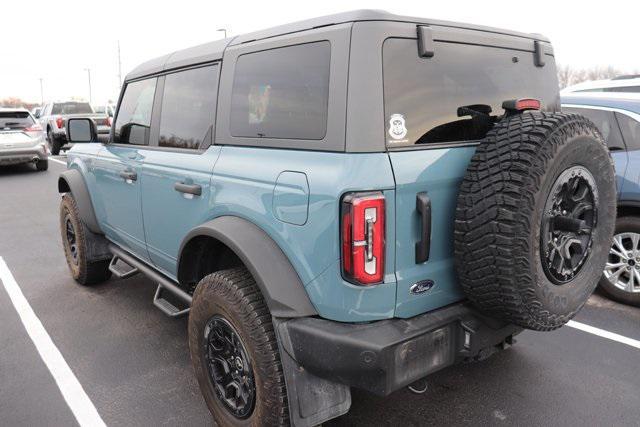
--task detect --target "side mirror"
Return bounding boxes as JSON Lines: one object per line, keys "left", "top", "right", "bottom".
{"left": 66, "top": 118, "right": 97, "bottom": 143}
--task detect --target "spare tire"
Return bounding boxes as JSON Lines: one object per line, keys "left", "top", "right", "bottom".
{"left": 454, "top": 112, "right": 616, "bottom": 331}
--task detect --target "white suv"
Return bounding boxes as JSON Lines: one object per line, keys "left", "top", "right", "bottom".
{"left": 562, "top": 75, "right": 640, "bottom": 94}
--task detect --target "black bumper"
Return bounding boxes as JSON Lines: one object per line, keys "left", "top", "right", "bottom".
{"left": 280, "top": 303, "right": 521, "bottom": 396}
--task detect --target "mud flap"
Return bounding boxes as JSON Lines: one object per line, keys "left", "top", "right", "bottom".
{"left": 83, "top": 221, "right": 112, "bottom": 262}
{"left": 274, "top": 318, "right": 351, "bottom": 426}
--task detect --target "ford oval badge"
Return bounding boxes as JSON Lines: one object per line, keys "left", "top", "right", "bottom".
{"left": 410, "top": 280, "right": 434, "bottom": 295}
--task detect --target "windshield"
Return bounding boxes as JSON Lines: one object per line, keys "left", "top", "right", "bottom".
{"left": 0, "top": 111, "right": 34, "bottom": 130}
{"left": 51, "top": 102, "right": 94, "bottom": 115}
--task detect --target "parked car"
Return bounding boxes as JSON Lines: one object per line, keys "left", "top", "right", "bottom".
{"left": 562, "top": 93, "right": 640, "bottom": 306}
{"left": 57, "top": 11, "right": 616, "bottom": 426}
{"left": 92, "top": 103, "right": 116, "bottom": 122}
{"left": 561, "top": 75, "right": 640, "bottom": 95}
{"left": 0, "top": 108, "right": 48, "bottom": 170}
{"left": 39, "top": 101, "right": 109, "bottom": 155}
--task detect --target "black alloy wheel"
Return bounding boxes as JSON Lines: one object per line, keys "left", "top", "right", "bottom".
{"left": 203, "top": 315, "right": 256, "bottom": 419}
{"left": 541, "top": 165, "right": 598, "bottom": 285}
{"left": 65, "top": 215, "right": 79, "bottom": 265}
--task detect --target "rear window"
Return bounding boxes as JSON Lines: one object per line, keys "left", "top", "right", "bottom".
{"left": 0, "top": 111, "right": 34, "bottom": 129}
{"left": 562, "top": 107, "right": 625, "bottom": 150}
{"left": 93, "top": 106, "right": 106, "bottom": 113}
{"left": 616, "top": 112, "right": 640, "bottom": 151}
{"left": 383, "top": 39, "right": 559, "bottom": 147}
{"left": 230, "top": 41, "right": 330, "bottom": 140}
{"left": 51, "top": 102, "right": 93, "bottom": 115}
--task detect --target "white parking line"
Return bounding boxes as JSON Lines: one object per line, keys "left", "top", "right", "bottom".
{"left": 567, "top": 320, "right": 640, "bottom": 350}
{"left": 48, "top": 157, "right": 67, "bottom": 166}
{"left": 0, "top": 257, "right": 106, "bottom": 427}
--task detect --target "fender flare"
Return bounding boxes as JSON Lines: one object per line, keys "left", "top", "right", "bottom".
{"left": 178, "top": 216, "right": 318, "bottom": 318}
{"left": 619, "top": 199, "right": 640, "bottom": 209}
{"left": 58, "top": 169, "right": 103, "bottom": 234}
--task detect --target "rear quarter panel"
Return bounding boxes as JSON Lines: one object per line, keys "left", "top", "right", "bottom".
{"left": 208, "top": 146, "right": 397, "bottom": 322}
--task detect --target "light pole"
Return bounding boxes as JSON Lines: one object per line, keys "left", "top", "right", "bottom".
{"left": 39, "top": 78, "right": 44, "bottom": 105}
{"left": 217, "top": 28, "right": 227, "bottom": 39}
{"left": 117, "top": 40, "right": 122, "bottom": 88}
{"left": 84, "top": 68, "right": 92, "bottom": 104}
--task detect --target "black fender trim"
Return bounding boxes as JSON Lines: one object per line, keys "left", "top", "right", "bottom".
{"left": 178, "top": 216, "right": 318, "bottom": 318}
{"left": 619, "top": 199, "right": 640, "bottom": 209}
{"left": 58, "top": 169, "right": 103, "bottom": 234}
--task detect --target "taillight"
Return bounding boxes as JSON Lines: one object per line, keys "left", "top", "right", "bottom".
{"left": 24, "top": 124, "right": 43, "bottom": 138}
{"left": 502, "top": 98, "right": 541, "bottom": 113}
{"left": 24, "top": 124, "right": 43, "bottom": 133}
{"left": 106, "top": 117, "right": 113, "bottom": 127}
{"left": 55, "top": 117, "right": 64, "bottom": 129}
{"left": 341, "top": 192, "right": 385, "bottom": 285}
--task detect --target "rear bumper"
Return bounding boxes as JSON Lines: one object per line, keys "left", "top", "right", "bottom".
{"left": 0, "top": 145, "right": 48, "bottom": 165}
{"left": 280, "top": 302, "right": 521, "bottom": 396}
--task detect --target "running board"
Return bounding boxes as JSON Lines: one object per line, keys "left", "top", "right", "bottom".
{"left": 108, "top": 256, "right": 139, "bottom": 279}
{"left": 153, "top": 285, "right": 190, "bottom": 317}
{"left": 108, "top": 245, "right": 193, "bottom": 314}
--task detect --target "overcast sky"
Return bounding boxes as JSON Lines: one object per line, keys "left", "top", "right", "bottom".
{"left": 3, "top": 0, "right": 638, "bottom": 104}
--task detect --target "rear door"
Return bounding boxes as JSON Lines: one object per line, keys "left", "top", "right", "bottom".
{"left": 140, "top": 64, "right": 221, "bottom": 277}
{"left": 383, "top": 31, "right": 560, "bottom": 318}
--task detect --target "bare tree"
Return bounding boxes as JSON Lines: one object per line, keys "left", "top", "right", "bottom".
{"left": 557, "top": 65, "right": 625, "bottom": 89}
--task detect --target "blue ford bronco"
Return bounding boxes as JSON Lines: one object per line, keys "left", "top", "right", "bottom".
{"left": 58, "top": 10, "right": 616, "bottom": 426}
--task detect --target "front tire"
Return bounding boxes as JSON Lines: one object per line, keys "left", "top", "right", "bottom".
{"left": 59, "top": 194, "right": 112, "bottom": 285}
{"left": 599, "top": 216, "right": 640, "bottom": 307}
{"left": 188, "top": 268, "right": 289, "bottom": 426}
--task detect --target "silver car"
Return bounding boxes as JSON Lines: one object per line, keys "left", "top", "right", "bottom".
{"left": 0, "top": 108, "right": 49, "bottom": 171}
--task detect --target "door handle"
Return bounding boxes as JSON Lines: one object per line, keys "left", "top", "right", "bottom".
{"left": 119, "top": 170, "right": 137, "bottom": 181}
{"left": 174, "top": 182, "right": 202, "bottom": 196}
{"left": 415, "top": 192, "right": 431, "bottom": 264}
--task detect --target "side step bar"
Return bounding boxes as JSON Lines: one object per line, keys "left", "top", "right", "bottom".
{"left": 109, "top": 256, "right": 139, "bottom": 279}
{"left": 108, "top": 245, "right": 192, "bottom": 316}
{"left": 153, "top": 285, "right": 190, "bottom": 317}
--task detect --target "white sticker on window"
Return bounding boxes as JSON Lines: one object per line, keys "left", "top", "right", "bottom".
{"left": 388, "top": 113, "right": 408, "bottom": 143}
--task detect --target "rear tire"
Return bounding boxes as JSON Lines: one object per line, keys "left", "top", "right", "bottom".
{"left": 188, "top": 267, "right": 289, "bottom": 426}
{"left": 35, "top": 159, "right": 48, "bottom": 171}
{"left": 59, "top": 194, "right": 112, "bottom": 285}
{"left": 455, "top": 112, "right": 616, "bottom": 331}
{"left": 598, "top": 216, "right": 640, "bottom": 307}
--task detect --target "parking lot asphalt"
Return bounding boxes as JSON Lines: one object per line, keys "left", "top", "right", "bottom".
{"left": 1, "top": 157, "right": 639, "bottom": 426}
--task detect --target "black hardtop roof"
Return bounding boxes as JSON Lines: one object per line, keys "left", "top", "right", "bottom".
{"left": 125, "top": 9, "right": 550, "bottom": 81}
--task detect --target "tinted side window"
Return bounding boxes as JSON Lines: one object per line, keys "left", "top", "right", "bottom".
{"left": 114, "top": 78, "right": 157, "bottom": 145}
{"left": 383, "top": 39, "right": 559, "bottom": 147}
{"left": 230, "top": 41, "right": 330, "bottom": 140}
{"left": 606, "top": 86, "right": 640, "bottom": 93}
{"left": 562, "top": 107, "right": 625, "bottom": 150}
{"left": 616, "top": 112, "right": 640, "bottom": 151}
{"left": 159, "top": 65, "right": 218, "bottom": 150}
